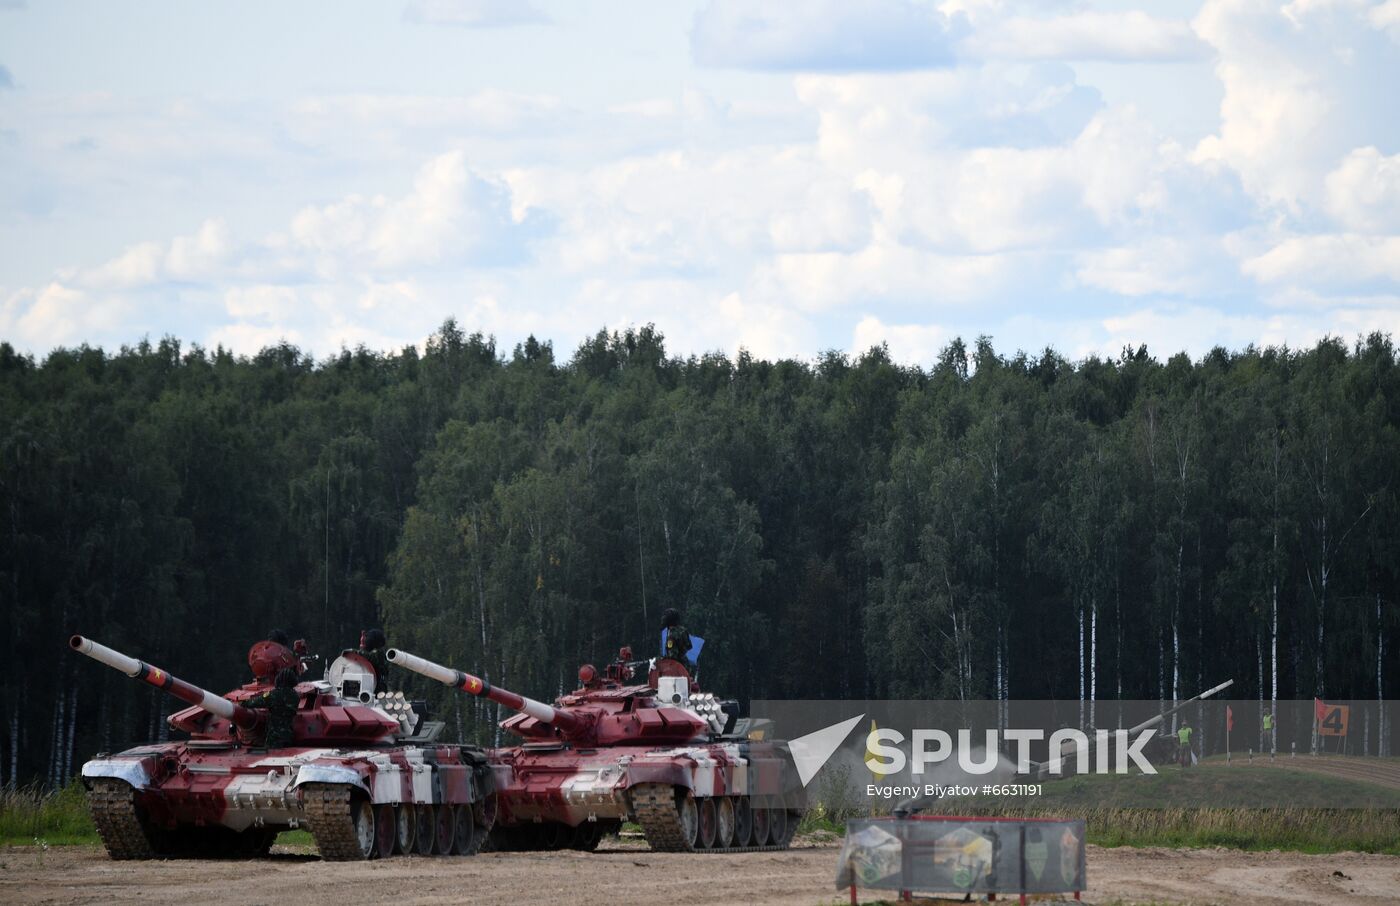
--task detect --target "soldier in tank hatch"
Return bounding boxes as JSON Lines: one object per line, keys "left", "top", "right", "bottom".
{"left": 660, "top": 608, "right": 692, "bottom": 664}
{"left": 246, "top": 666, "right": 300, "bottom": 748}
{"left": 358, "top": 628, "right": 392, "bottom": 692}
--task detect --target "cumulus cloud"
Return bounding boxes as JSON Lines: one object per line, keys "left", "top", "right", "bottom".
{"left": 2, "top": 152, "right": 539, "bottom": 355}
{"left": 1192, "top": 0, "right": 1400, "bottom": 213}
{"left": 78, "top": 220, "right": 233, "bottom": 290}
{"left": 852, "top": 315, "right": 947, "bottom": 364}
{"left": 1076, "top": 239, "right": 1221, "bottom": 297}
{"left": 1243, "top": 235, "right": 1400, "bottom": 288}
{"left": 691, "top": 0, "right": 960, "bottom": 71}
{"left": 2, "top": 283, "right": 127, "bottom": 351}
{"left": 1325, "top": 147, "right": 1400, "bottom": 233}
{"left": 1100, "top": 301, "right": 1400, "bottom": 357}
{"left": 287, "top": 151, "right": 527, "bottom": 273}
{"left": 964, "top": 11, "right": 1209, "bottom": 61}
{"left": 5, "top": 2, "right": 1399, "bottom": 364}
{"left": 402, "top": 0, "right": 547, "bottom": 28}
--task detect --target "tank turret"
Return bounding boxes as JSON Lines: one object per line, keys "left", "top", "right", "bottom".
{"left": 386, "top": 647, "right": 713, "bottom": 747}
{"left": 70, "top": 635, "right": 262, "bottom": 732}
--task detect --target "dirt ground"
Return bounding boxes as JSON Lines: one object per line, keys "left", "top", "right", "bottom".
{"left": 1252, "top": 754, "right": 1400, "bottom": 791}
{"left": 2, "top": 840, "right": 1397, "bottom": 906}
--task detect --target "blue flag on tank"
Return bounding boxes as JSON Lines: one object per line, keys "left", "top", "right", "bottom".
{"left": 659, "top": 630, "right": 703, "bottom": 664}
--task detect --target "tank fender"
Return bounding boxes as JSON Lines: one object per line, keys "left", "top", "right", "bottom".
{"left": 621, "top": 762, "right": 693, "bottom": 791}
{"left": 292, "top": 763, "right": 371, "bottom": 796}
{"left": 81, "top": 759, "right": 150, "bottom": 790}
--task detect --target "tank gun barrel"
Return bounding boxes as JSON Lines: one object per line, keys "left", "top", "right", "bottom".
{"left": 69, "top": 635, "right": 260, "bottom": 731}
{"left": 385, "top": 648, "right": 584, "bottom": 736}
{"left": 1124, "top": 679, "right": 1235, "bottom": 735}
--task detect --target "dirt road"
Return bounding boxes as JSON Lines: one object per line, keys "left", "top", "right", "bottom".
{"left": 1, "top": 841, "right": 1396, "bottom": 905}
{"left": 1255, "top": 754, "right": 1400, "bottom": 791}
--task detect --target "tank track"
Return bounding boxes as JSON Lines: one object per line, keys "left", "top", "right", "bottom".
{"left": 301, "top": 783, "right": 369, "bottom": 861}
{"left": 630, "top": 783, "right": 798, "bottom": 854}
{"left": 88, "top": 780, "right": 157, "bottom": 860}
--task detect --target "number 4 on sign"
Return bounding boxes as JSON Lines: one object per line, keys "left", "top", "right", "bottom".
{"left": 1319, "top": 704, "right": 1349, "bottom": 737}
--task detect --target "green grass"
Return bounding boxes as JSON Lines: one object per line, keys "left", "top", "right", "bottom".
{"left": 819, "top": 763, "right": 1400, "bottom": 855}
{"left": 0, "top": 785, "right": 320, "bottom": 849}
{"left": 0, "top": 783, "right": 99, "bottom": 846}
{"left": 1026, "top": 762, "right": 1400, "bottom": 809}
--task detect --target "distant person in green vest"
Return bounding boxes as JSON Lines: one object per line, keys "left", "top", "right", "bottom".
{"left": 1263, "top": 711, "right": 1274, "bottom": 732}
{"left": 1177, "top": 721, "right": 1194, "bottom": 767}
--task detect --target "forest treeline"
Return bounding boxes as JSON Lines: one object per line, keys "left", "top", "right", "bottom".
{"left": 1, "top": 322, "right": 1396, "bottom": 787}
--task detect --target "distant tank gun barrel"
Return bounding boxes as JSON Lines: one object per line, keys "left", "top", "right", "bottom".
{"left": 386, "top": 648, "right": 584, "bottom": 736}
{"left": 69, "top": 635, "right": 261, "bottom": 731}
{"left": 1124, "top": 679, "right": 1235, "bottom": 735}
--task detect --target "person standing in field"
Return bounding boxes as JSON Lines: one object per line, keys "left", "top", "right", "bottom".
{"left": 1178, "top": 720, "right": 1194, "bottom": 767}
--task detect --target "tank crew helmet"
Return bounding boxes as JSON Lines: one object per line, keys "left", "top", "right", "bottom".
{"left": 274, "top": 667, "right": 299, "bottom": 689}
{"left": 661, "top": 608, "right": 681, "bottom": 629}
{"left": 362, "top": 628, "right": 387, "bottom": 651}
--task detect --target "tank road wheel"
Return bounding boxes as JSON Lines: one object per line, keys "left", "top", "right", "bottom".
{"left": 373, "top": 804, "right": 396, "bottom": 859}
{"left": 697, "top": 798, "right": 718, "bottom": 849}
{"left": 235, "top": 828, "right": 277, "bottom": 858}
{"left": 87, "top": 780, "right": 158, "bottom": 860}
{"left": 434, "top": 803, "right": 455, "bottom": 855}
{"left": 768, "top": 802, "right": 788, "bottom": 848}
{"left": 303, "top": 784, "right": 375, "bottom": 861}
{"left": 734, "top": 796, "right": 753, "bottom": 849}
{"left": 351, "top": 797, "right": 377, "bottom": 859}
{"left": 393, "top": 804, "right": 415, "bottom": 855}
{"left": 678, "top": 792, "right": 700, "bottom": 849}
{"left": 716, "top": 798, "right": 736, "bottom": 849}
{"left": 751, "top": 805, "right": 771, "bottom": 847}
{"left": 568, "top": 821, "right": 603, "bottom": 851}
{"left": 473, "top": 793, "right": 498, "bottom": 842}
{"left": 780, "top": 798, "right": 801, "bottom": 847}
{"left": 540, "top": 822, "right": 570, "bottom": 850}
{"left": 413, "top": 805, "right": 435, "bottom": 855}
{"left": 630, "top": 783, "right": 702, "bottom": 852}
{"left": 450, "top": 804, "right": 478, "bottom": 856}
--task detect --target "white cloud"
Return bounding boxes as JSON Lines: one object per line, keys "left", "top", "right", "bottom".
{"left": 852, "top": 315, "right": 947, "bottom": 364}
{"left": 2, "top": 283, "right": 126, "bottom": 350}
{"left": 1325, "top": 146, "right": 1400, "bottom": 233}
{"left": 286, "top": 151, "right": 524, "bottom": 273}
{"left": 1242, "top": 234, "right": 1400, "bottom": 287}
{"left": 224, "top": 284, "right": 298, "bottom": 321}
{"left": 1192, "top": 0, "right": 1400, "bottom": 213}
{"left": 691, "top": 0, "right": 959, "bottom": 71}
{"left": 1100, "top": 301, "right": 1400, "bottom": 357}
{"left": 402, "top": 0, "right": 547, "bottom": 28}
{"left": 1076, "top": 239, "right": 1215, "bottom": 297}
{"left": 965, "top": 11, "right": 1209, "bottom": 62}
{"left": 5, "top": 2, "right": 1398, "bottom": 365}
{"left": 78, "top": 220, "right": 232, "bottom": 290}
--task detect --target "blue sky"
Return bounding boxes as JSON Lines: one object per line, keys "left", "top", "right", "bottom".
{"left": 2, "top": 0, "right": 1399, "bottom": 364}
